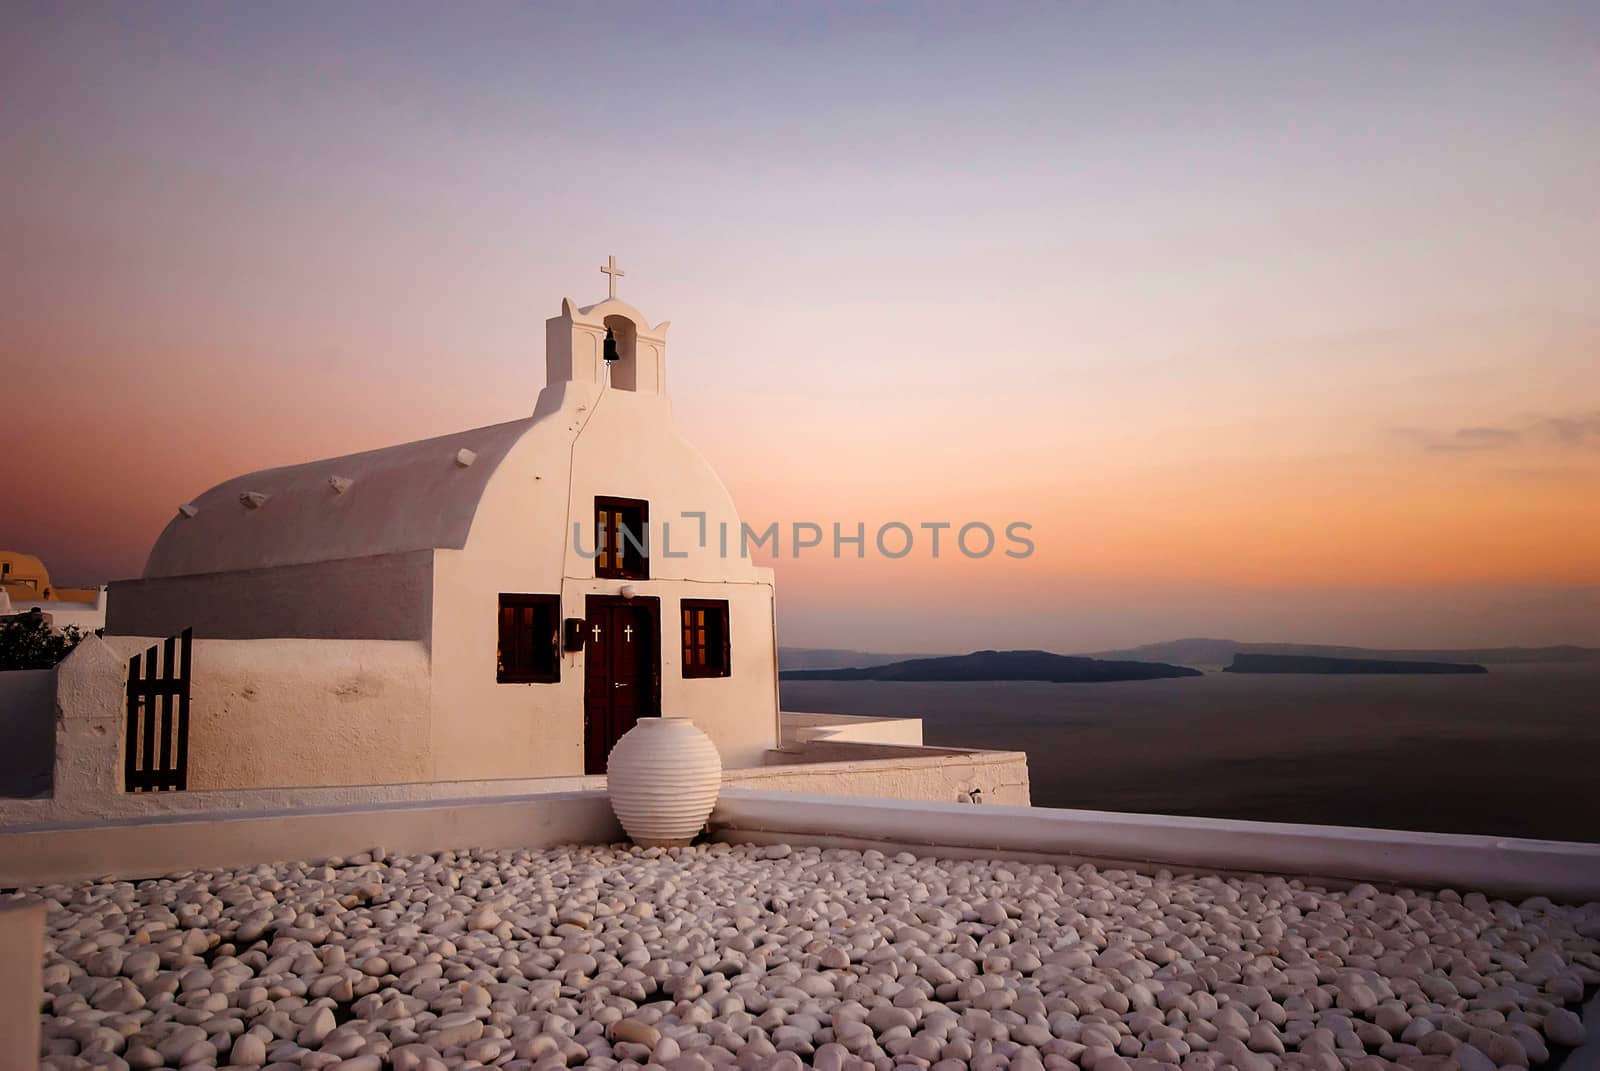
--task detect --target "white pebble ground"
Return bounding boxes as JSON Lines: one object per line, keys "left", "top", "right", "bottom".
{"left": 17, "top": 842, "right": 1600, "bottom": 1071}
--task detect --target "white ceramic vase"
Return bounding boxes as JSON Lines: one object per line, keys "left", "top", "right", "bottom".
{"left": 606, "top": 716, "right": 723, "bottom": 847}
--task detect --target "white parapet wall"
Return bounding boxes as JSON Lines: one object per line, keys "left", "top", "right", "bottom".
{"left": 735, "top": 745, "right": 1029, "bottom": 805}
{"left": 0, "top": 791, "right": 623, "bottom": 886}
{"left": 778, "top": 711, "right": 925, "bottom": 747}
{"left": 707, "top": 789, "right": 1600, "bottom": 902}
{"left": 101, "top": 634, "right": 434, "bottom": 791}
{"left": 6, "top": 633, "right": 437, "bottom": 823}
{"left": 0, "top": 771, "right": 604, "bottom": 828}
{"left": 7, "top": 784, "right": 1598, "bottom": 901}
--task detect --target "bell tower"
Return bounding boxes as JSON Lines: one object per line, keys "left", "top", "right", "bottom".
{"left": 544, "top": 257, "right": 670, "bottom": 395}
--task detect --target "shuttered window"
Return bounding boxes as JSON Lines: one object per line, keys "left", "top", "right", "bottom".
{"left": 681, "top": 599, "right": 731, "bottom": 678}
{"left": 595, "top": 496, "right": 649, "bottom": 580}
{"left": 497, "top": 594, "right": 560, "bottom": 683}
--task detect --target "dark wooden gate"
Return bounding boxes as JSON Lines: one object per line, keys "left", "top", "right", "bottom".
{"left": 124, "top": 628, "right": 193, "bottom": 792}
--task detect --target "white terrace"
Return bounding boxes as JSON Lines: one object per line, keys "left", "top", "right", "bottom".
{"left": 4, "top": 789, "right": 1600, "bottom": 1071}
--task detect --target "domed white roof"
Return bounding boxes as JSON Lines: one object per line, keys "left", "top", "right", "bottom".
{"left": 144, "top": 417, "right": 542, "bottom": 578}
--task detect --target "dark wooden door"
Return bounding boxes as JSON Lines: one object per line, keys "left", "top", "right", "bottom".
{"left": 584, "top": 596, "right": 660, "bottom": 774}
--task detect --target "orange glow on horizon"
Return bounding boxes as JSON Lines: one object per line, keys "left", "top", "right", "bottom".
{"left": 5, "top": 3, "right": 1599, "bottom": 649}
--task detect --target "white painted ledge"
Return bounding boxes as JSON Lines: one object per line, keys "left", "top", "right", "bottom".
{"left": 0, "top": 790, "right": 622, "bottom": 886}
{"left": 778, "top": 711, "right": 924, "bottom": 747}
{"left": 11, "top": 785, "right": 1596, "bottom": 902}
{"left": 734, "top": 747, "right": 1030, "bottom": 806}
{"left": 708, "top": 789, "right": 1600, "bottom": 902}
{"left": 0, "top": 771, "right": 604, "bottom": 828}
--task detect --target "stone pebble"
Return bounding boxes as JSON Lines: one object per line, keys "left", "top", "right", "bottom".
{"left": 15, "top": 842, "right": 1600, "bottom": 1070}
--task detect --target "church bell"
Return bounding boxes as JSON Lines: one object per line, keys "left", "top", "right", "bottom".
{"left": 602, "top": 327, "right": 620, "bottom": 363}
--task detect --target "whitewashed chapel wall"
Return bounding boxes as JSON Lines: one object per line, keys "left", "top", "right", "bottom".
{"left": 427, "top": 308, "right": 778, "bottom": 780}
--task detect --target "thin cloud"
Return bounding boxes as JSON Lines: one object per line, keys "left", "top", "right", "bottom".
{"left": 1392, "top": 411, "right": 1600, "bottom": 454}
{"left": 1540, "top": 412, "right": 1600, "bottom": 450}
{"left": 1433, "top": 426, "right": 1522, "bottom": 453}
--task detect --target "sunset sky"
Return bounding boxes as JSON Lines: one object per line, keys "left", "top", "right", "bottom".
{"left": 4, "top": 2, "right": 1598, "bottom": 651}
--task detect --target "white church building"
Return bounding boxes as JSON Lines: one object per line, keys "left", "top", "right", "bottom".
{"left": 106, "top": 278, "right": 779, "bottom": 787}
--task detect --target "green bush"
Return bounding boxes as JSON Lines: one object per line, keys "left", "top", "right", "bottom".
{"left": 0, "top": 611, "right": 89, "bottom": 671}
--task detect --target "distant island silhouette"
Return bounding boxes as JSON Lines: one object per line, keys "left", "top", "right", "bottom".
{"left": 1223, "top": 653, "right": 1488, "bottom": 675}
{"left": 779, "top": 649, "right": 1201, "bottom": 683}
{"left": 1084, "top": 639, "right": 1599, "bottom": 668}
{"left": 781, "top": 639, "right": 1600, "bottom": 672}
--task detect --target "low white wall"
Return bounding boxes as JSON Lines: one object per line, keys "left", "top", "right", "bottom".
{"left": 731, "top": 747, "right": 1029, "bottom": 805}
{"left": 39, "top": 634, "right": 433, "bottom": 802}
{"left": 104, "top": 635, "right": 433, "bottom": 790}
{"left": 0, "top": 791, "right": 622, "bottom": 886}
{"left": 18, "top": 781, "right": 1596, "bottom": 900}
{"left": 0, "top": 668, "right": 55, "bottom": 798}
{"left": 780, "top": 711, "right": 924, "bottom": 747}
{"left": 0, "top": 769, "right": 601, "bottom": 828}
{"left": 708, "top": 790, "right": 1600, "bottom": 902}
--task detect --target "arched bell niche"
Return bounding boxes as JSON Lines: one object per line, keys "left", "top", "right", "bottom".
{"left": 542, "top": 296, "right": 668, "bottom": 398}
{"left": 603, "top": 314, "right": 641, "bottom": 390}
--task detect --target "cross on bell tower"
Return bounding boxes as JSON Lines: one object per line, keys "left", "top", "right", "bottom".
{"left": 600, "top": 255, "right": 624, "bottom": 299}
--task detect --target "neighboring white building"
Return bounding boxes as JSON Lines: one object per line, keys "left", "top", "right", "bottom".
{"left": 2, "top": 589, "right": 108, "bottom": 632}
{"left": 0, "top": 551, "right": 107, "bottom": 631}
{"left": 107, "top": 290, "right": 779, "bottom": 784}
